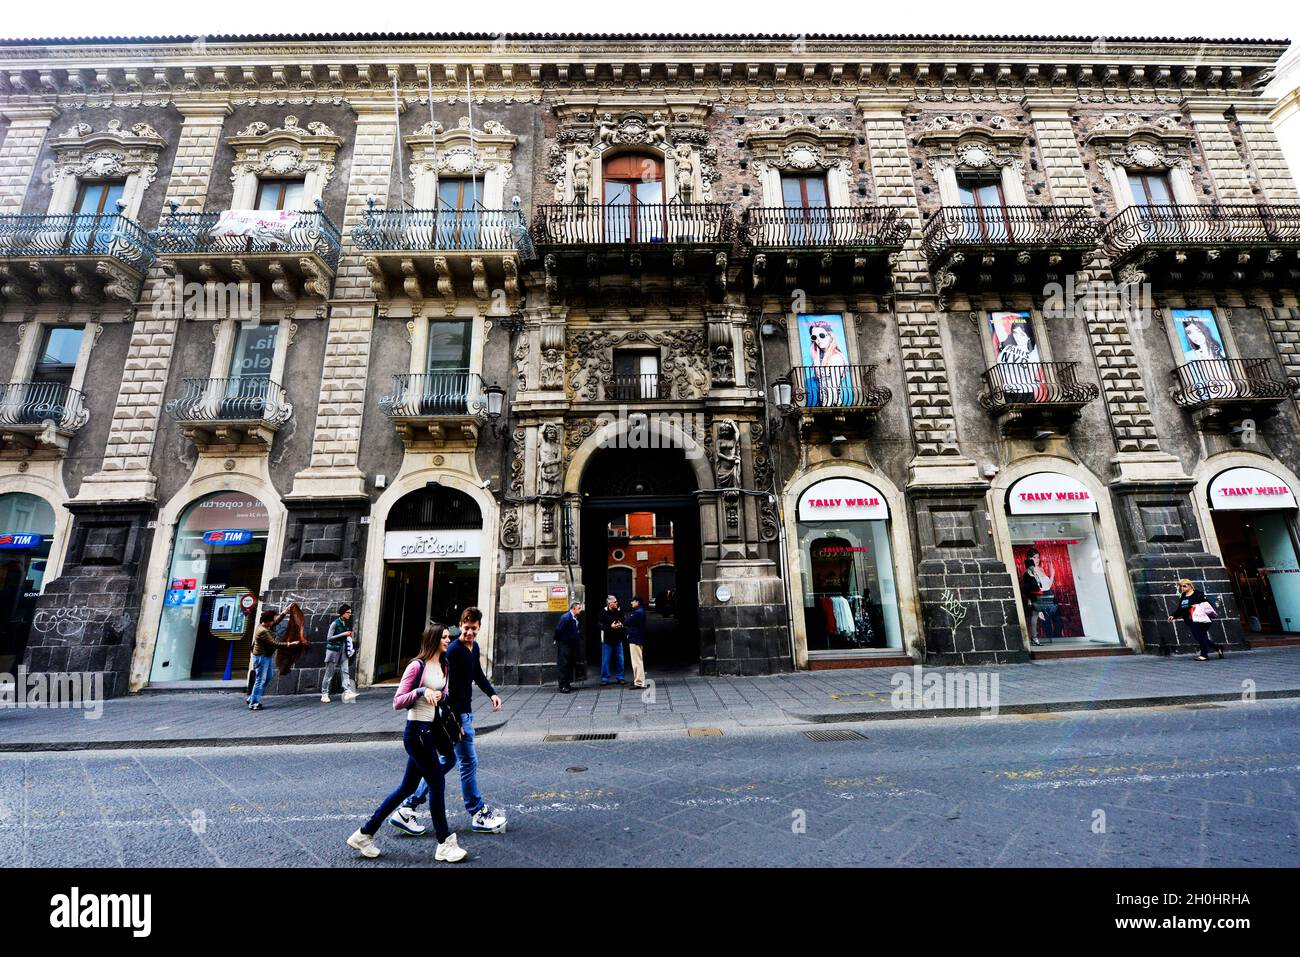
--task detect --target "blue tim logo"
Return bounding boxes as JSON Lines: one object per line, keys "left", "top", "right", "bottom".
{"left": 202, "top": 529, "right": 252, "bottom": 546}
{"left": 0, "top": 533, "right": 40, "bottom": 549}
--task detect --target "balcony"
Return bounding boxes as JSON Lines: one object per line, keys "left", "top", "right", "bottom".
{"left": 923, "top": 205, "right": 1101, "bottom": 294}
{"left": 782, "top": 364, "right": 891, "bottom": 440}
{"left": 1102, "top": 204, "right": 1300, "bottom": 287}
{"left": 0, "top": 212, "right": 154, "bottom": 304}
{"left": 1169, "top": 358, "right": 1297, "bottom": 430}
{"left": 152, "top": 202, "right": 341, "bottom": 301}
{"left": 379, "top": 371, "right": 490, "bottom": 447}
{"left": 977, "top": 361, "right": 1100, "bottom": 436}
{"left": 743, "top": 205, "right": 910, "bottom": 293}
{"left": 353, "top": 202, "right": 529, "bottom": 303}
{"left": 165, "top": 376, "right": 292, "bottom": 448}
{"left": 0, "top": 381, "right": 88, "bottom": 456}
{"left": 601, "top": 374, "right": 670, "bottom": 402}
{"left": 531, "top": 202, "right": 736, "bottom": 304}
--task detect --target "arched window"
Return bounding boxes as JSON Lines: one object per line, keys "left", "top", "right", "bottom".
{"left": 603, "top": 153, "right": 665, "bottom": 243}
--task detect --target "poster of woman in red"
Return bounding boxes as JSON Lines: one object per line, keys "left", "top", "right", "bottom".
{"left": 1013, "top": 541, "right": 1083, "bottom": 642}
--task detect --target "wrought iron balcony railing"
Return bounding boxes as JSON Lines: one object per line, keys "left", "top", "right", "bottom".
{"left": 789, "top": 364, "right": 892, "bottom": 412}
{"left": 379, "top": 371, "right": 487, "bottom": 418}
{"left": 923, "top": 205, "right": 1101, "bottom": 261}
{"left": 531, "top": 202, "right": 735, "bottom": 246}
{"left": 353, "top": 205, "right": 530, "bottom": 254}
{"left": 166, "top": 376, "right": 292, "bottom": 426}
{"left": 742, "top": 206, "right": 911, "bottom": 249}
{"left": 1169, "top": 358, "right": 1296, "bottom": 410}
{"left": 0, "top": 212, "right": 155, "bottom": 271}
{"left": 1102, "top": 204, "right": 1300, "bottom": 261}
{"left": 152, "top": 206, "right": 342, "bottom": 270}
{"left": 602, "top": 373, "right": 669, "bottom": 401}
{"left": 0, "top": 381, "right": 89, "bottom": 432}
{"left": 978, "top": 361, "right": 1100, "bottom": 414}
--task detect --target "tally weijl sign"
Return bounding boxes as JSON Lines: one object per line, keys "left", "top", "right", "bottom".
{"left": 1209, "top": 467, "right": 1299, "bottom": 512}
{"left": 1007, "top": 472, "right": 1099, "bottom": 516}
{"left": 796, "top": 477, "right": 889, "bottom": 522}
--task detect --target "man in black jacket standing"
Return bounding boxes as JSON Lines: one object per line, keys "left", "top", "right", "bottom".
{"left": 554, "top": 600, "right": 583, "bottom": 693}
{"left": 598, "top": 595, "right": 626, "bottom": 686}
{"left": 625, "top": 596, "right": 648, "bottom": 689}
{"left": 390, "top": 606, "right": 507, "bottom": 836}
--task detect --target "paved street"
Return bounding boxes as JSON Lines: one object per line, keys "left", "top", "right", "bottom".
{"left": 3, "top": 698, "right": 1298, "bottom": 867}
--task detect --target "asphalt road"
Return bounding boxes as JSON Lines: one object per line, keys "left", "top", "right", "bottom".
{"left": 2, "top": 699, "right": 1298, "bottom": 867}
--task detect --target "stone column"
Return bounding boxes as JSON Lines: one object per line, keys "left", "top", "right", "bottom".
{"left": 1183, "top": 97, "right": 1256, "bottom": 202}
{"left": 858, "top": 92, "right": 1022, "bottom": 665}
{"left": 0, "top": 103, "right": 58, "bottom": 209}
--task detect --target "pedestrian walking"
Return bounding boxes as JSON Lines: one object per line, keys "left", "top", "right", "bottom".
{"left": 247, "top": 604, "right": 304, "bottom": 711}
{"left": 1168, "top": 579, "right": 1225, "bottom": 661}
{"left": 554, "top": 600, "right": 582, "bottom": 693}
{"left": 626, "top": 595, "right": 647, "bottom": 689}
{"left": 390, "top": 606, "right": 507, "bottom": 837}
{"left": 346, "top": 623, "right": 467, "bottom": 862}
{"left": 598, "top": 595, "right": 625, "bottom": 685}
{"left": 321, "top": 603, "right": 358, "bottom": 703}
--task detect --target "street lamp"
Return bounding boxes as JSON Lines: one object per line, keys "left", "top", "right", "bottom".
{"left": 481, "top": 383, "right": 507, "bottom": 437}
{"left": 768, "top": 375, "right": 796, "bottom": 435}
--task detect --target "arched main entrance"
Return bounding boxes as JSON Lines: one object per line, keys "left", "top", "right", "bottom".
{"left": 579, "top": 446, "right": 701, "bottom": 671}
{"left": 0, "top": 492, "right": 56, "bottom": 673}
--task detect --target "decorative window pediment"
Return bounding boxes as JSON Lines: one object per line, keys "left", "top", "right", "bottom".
{"left": 48, "top": 119, "right": 166, "bottom": 219}
{"left": 226, "top": 114, "right": 342, "bottom": 208}
{"left": 546, "top": 100, "right": 719, "bottom": 203}
{"left": 745, "top": 112, "right": 857, "bottom": 207}
{"left": 407, "top": 117, "right": 517, "bottom": 209}
{"left": 1084, "top": 112, "right": 1198, "bottom": 207}
{"left": 917, "top": 112, "right": 1030, "bottom": 206}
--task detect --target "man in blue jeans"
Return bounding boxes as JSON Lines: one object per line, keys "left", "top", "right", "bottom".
{"left": 389, "top": 606, "right": 507, "bottom": 835}
{"left": 597, "top": 594, "right": 625, "bottom": 685}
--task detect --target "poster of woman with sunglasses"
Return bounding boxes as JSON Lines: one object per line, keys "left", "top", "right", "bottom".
{"left": 798, "top": 314, "right": 852, "bottom": 407}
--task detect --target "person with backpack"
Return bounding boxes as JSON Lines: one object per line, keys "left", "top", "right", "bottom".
{"left": 346, "top": 622, "right": 468, "bottom": 862}
{"left": 1168, "top": 578, "right": 1225, "bottom": 661}
{"left": 625, "top": 595, "right": 647, "bottom": 689}
{"left": 390, "top": 606, "right": 507, "bottom": 837}
{"left": 321, "top": 604, "right": 358, "bottom": 703}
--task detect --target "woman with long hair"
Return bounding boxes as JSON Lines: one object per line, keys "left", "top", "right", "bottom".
{"left": 346, "top": 623, "right": 467, "bottom": 862}
{"left": 807, "top": 320, "right": 850, "bottom": 406}
{"left": 1020, "top": 548, "right": 1062, "bottom": 646}
{"left": 1182, "top": 319, "right": 1226, "bottom": 362}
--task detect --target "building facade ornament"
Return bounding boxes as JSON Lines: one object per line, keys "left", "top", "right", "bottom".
{"left": 48, "top": 119, "right": 167, "bottom": 220}
{"left": 407, "top": 116, "right": 517, "bottom": 209}
{"left": 227, "top": 114, "right": 343, "bottom": 207}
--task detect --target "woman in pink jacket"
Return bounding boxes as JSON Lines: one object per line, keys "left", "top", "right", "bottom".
{"left": 346, "top": 623, "right": 468, "bottom": 862}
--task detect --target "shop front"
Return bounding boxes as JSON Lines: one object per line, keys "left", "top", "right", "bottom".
{"left": 149, "top": 491, "right": 270, "bottom": 683}
{"left": 1207, "top": 466, "right": 1300, "bottom": 636}
{"left": 1005, "top": 472, "right": 1121, "bottom": 648}
{"left": 374, "top": 484, "right": 484, "bottom": 682}
{"left": 0, "top": 492, "right": 56, "bottom": 673}
{"left": 793, "top": 476, "right": 905, "bottom": 659}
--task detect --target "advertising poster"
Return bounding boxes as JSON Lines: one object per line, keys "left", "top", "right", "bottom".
{"left": 1171, "top": 308, "right": 1227, "bottom": 363}
{"left": 1013, "top": 542, "right": 1083, "bottom": 639}
{"left": 797, "top": 313, "right": 852, "bottom": 407}
{"left": 988, "top": 311, "right": 1046, "bottom": 399}
{"left": 165, "top": 578, "right": 198, "bottom": 607}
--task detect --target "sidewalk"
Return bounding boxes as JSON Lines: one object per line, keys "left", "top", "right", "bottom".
{"left": 3, "top": 647, "right": 1300, "bottom": 751}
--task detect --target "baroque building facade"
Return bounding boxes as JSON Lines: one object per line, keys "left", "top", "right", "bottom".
{"left": 1, "top": 32, "right": 1298, "bottom": 696}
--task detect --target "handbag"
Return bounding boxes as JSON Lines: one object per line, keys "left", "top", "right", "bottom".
{"left": 1191, "top": 601, "right": 1218, "bottom": 624}
{"left": 430, "top": 702, "right": 463, "bottom": 759}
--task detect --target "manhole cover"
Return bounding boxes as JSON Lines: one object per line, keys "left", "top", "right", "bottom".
{"left": 687, "top": 727, "right": 723, "bottom": 737}
{"left": 802, "top": 728, "right": 866, "bottom": 742}
{"left": 544, "top": 733, "right": 617, "bottom": 742}
{"left": 565, "top": 766, "right": 588, "bottom": 773}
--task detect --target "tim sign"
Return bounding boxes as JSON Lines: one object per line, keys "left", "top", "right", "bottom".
{"left": 0, "top": 532, "right": 40, "bottom": 549}
{"left": 202, "top": 529, "right": 253, "bottom": 546}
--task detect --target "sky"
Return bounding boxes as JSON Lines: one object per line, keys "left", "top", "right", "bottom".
{"left": 0, "top": 0, "right": 1295, "bottom": 43}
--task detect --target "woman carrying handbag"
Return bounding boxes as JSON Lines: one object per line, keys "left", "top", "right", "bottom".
{"left": 346, "top": 623, "right": 468, "bottom": 862}
{"left": 1168, "top": 579, "right": 1225, "bottom": 661}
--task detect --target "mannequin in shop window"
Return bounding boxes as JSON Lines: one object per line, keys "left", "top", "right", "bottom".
{"left": 1020, "top": 547, "right": 1062, "bottom": 645}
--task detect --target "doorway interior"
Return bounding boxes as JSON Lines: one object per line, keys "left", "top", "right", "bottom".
{"left": 1212, "top": 509, "right": 1300, "bottom": 635}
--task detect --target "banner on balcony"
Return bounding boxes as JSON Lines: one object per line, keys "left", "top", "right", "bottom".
{"left": 797, "top": 477, "right": 889, "bottom": 522}
{"left": 987, "top": 311, "right": 1048, "bottom": 401}
{"left": 212, "top": 209, "right": 299, "bottom": 242}
{"left": 798, "top": 314, "right": 850, "bottom": 369}
{"left": 1007, "top": 472, "right": 1098, "bottom": 515}
{"left": 1171, "top": 308, "right": 1227, "bottom": 364}
{"left": 1209, "top": 467, "right": 1298, "bottom": 511}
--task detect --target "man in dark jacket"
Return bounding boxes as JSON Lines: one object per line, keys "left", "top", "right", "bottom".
{"left": 554, "top": 600, "right": 582, "bottom": 693}
{"left": 598, "top": 595, "right": 625, "bottom": 686}
{"left": 625, "top": 596, "right": 648, "bottom": 689}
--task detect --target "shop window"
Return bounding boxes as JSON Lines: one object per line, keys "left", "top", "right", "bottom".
{"left": 796, "top": 478, "right": 903, "bottom": 655}
{"left": 1209, "top": 466, "right": 1300, "bottom": 635}
{"left": 0, "top": 492, "right": 56, "bottom": 673}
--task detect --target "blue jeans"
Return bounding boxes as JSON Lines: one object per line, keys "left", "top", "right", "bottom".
{"left": 248, "top": 655, "right": 274, "bottom": 705}
{"left": 363, "top": 721, "right": 451, "bottom": 841}
{"left": 405, "top": 712, "right": 484, "bottom": 815}
{"left": 601, "top": 639, "right": 624, "bottom": 682}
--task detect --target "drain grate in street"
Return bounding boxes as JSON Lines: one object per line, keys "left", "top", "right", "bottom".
{"left": 543, "top": 733, "right": 617, "bottom": 742}
{"left": 687, "top": 727, "right": 723, "bottom": 737}
{"left": 802, "top": 728, "right": 866, "bottom": 742}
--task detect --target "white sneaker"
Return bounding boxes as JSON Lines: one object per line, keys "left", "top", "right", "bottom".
{"left": 342, "top": 690, "right": 358, "bottom": 703}
{"left": 321, "top": 694, "right": 331, "bottom": 703}
{"left": 388, "top": 805, "right": 426, "bottom": 836}
{"left": 471, "top": 806, "right": 507, "bottom": 834}
{"left": 346, "top": 829, "right": 380, "bottom": 859}
{"left": 435, "top": 832, "right": 468, "bottom": 863}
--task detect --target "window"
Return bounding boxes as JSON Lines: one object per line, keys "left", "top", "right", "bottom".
{"left": 34, "top": 327, "right": 85, "bottom": 388}
{"left": 222, "top": 322, "right": 279, "bottom": 417}
{"left": 71, "top": 181, "right": 127, "bottom": 254}
{"left": 957, "top": 173, "right": 1010, "bottom": 241}
{"left": 436, "top": 178, "right": 482, "bottom": 248}
{"left": 611, "top": 351, "right": 661, "bottom": 400}
{"left": 781, "top": 173, "right": 830, "bottom": 244}
{"left": 603, "top": 154, "right": 665, "bottom": 243}
{"left": 75, "top": 181, "right": 125, "bottom": 216}
{"left": 255, "top": 179, "right": 306, "bottom": 211}
{"left": 1127, "top": 171, "right": 1173, "bottom": 207}
{"left": 421, "top": 320, "right": 473, "bottom": 415}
